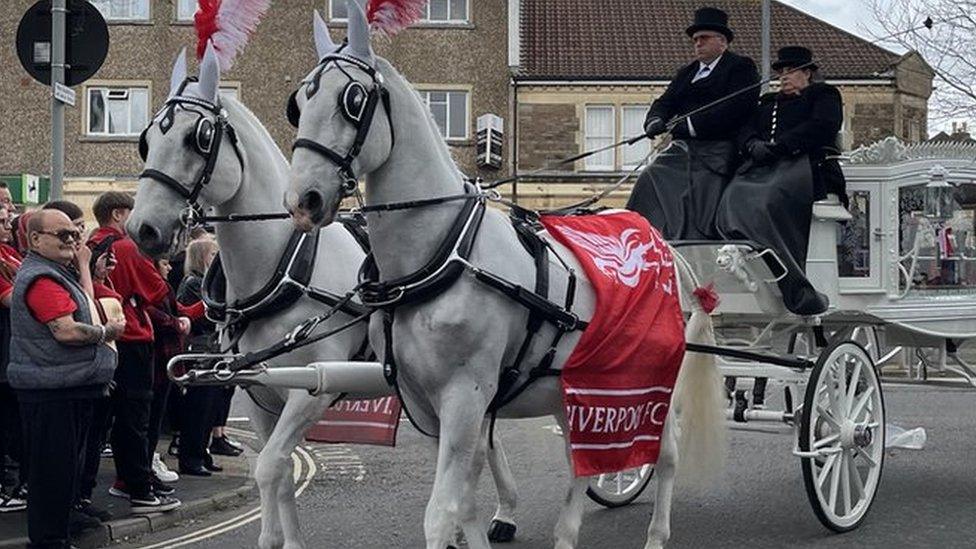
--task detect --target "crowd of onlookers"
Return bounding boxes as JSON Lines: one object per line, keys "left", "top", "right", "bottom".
{"left": 0, "top": 184, "right": 242, "bottom": 548}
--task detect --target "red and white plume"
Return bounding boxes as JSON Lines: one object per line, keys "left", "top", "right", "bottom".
{"left": 367, "top": 0, "right": 427, "bottom": 37}
{"left": 194, "top": 0, "right": 271, "bottom": 72}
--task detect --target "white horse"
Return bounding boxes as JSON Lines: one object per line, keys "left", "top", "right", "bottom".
{"left": 127, "top": 37, "right": 521, "bottom": 548}
{"left": 284, "top": 2, "right": 726, "bottom": 548}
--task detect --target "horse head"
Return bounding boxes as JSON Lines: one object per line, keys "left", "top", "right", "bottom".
{"left": 285, "top": 0, "right": 395, "bottom": 232}
{"left": 128, "top": 42, "right": 245, "bottom": 257}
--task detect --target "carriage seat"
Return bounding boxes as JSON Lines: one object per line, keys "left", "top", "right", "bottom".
{"left": 811, "top": 194, "right": 852, "bottom": 222}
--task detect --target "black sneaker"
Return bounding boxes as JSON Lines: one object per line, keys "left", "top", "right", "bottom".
{"left": 68, "top": 508, "right": 102, "bottom": 533}
{"left": 0, "top": 492, "right": 26, "bottom": 513}
{"left": 75, "top": 499, "right": 112, "bottom": 522}
{"left": 209, "top": 436, "right": 243, "bottom": 457}
{"left": 167, "top": 436, "right": 180, "bottom": 457}
{"left": 150, "top": 477, "right": 176, "bottom": 496}
{"left": 130, "top": 494, "right": 181, "bottom": 515}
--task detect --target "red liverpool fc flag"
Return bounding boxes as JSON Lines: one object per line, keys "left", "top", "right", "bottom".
{"left": 540, "top": 211, "right": 685, "bottom": 476}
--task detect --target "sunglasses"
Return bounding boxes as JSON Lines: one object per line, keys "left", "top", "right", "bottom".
{"left": 37, "top": 229, "right": 83, "bottom": 244}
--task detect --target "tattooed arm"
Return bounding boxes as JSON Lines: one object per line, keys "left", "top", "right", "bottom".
{"left": 46, "top": 315, "right": 125, "bottom": 346}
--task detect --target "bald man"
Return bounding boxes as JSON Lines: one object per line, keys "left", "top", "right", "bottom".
{"left": 7, "top": 210, "right": 125, "bottom": 547}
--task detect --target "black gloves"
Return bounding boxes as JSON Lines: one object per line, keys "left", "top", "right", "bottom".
{"left": 644, "top": 117, "right": 667, "bottom": 138}
{"left": 746, "top": 139, "right": 776, "bottom": 164}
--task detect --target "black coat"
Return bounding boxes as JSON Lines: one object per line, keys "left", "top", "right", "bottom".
{"left": 739, "top": 82, "right": 846, "bottom": 203}
{"left": 646, "top": 51, "right": 760, "bottom": 142}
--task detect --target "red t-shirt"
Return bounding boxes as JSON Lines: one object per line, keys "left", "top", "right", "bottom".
{"left": 25, "top": 277, "right": 78, "bottom": 324}
{"left": 0, "top": 244, "right": 23, "bottom": 302}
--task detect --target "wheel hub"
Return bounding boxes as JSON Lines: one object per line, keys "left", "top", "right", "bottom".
{"left": 840, "top": 421, "right": 872, "bottom": 449}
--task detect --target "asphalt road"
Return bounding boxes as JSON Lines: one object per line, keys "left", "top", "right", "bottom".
{"left": 120, "top": 382, "right": 976, "bottom": 548}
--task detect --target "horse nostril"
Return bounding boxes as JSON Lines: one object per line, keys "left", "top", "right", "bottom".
{"left": 299, "top": 189, "right": 325, "bottom": 215}
{"left": 138, "top": 223, "right": 161, "bottom": 248}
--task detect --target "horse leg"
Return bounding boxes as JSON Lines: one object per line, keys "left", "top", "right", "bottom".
{"left": 487, "top": 435, "right": 519, "bottom": 542}
{"left": 256, "top": 390, "right": 334, "bottom": 549}
{"left": 247, "top": 392, "right": 287, "bottom": 549}
{"left": 552, "top": 415, "right": 590, "bottom": 549}
{"left": 644, "top": 416, "right": 678, "bottom": 549}
{"left": 425, "top": 387, "right": 491, "bottom": 549}
{"left": 455, "top": 419, "right": 491, "bottom": 549}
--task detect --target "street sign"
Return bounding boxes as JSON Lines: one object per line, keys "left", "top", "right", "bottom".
{"left": 53, "top": 81, "right": 75, "bottom": 106}
{"left": 15, "top": 0, "right": 109, "bottom": 87}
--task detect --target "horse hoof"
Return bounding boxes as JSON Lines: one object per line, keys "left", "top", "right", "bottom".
{"left": 487, "top": 519, "right": 517, "bottom": 542}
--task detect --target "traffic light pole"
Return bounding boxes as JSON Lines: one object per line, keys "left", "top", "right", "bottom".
{"left": 50, "top": 0, "right": 66, "bottom": 200}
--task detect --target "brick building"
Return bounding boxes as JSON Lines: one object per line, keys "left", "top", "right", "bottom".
{"left": 0, "top": 0, "right": 932, "bottom": 213}
{"left": 0, "top": 0, "right": 512, "bottom": 213}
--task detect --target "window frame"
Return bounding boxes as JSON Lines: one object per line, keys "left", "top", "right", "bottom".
{"left": 82, "top": 81, "right": 152, "bottom": 139}
{"left": 620, "top": 105, "right": 651, "bottom": 171}
{"left": 582, "top": 105, "right": 617, "bottom": 172}
{"left": 89, "top": 0, "right": 152, "bottom": 23}
{"left": 415, "top": 85, "right": 471, "bottom": 142}
{"left": 327, "top": 0, "right": 470, "bottom": 25}
{"left": 175, "top": 0, "right": 196, "bottom": 22}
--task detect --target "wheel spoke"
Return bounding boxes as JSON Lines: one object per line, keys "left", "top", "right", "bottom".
{"left": 828, "top": 448, "right": 843, "bottom": 511}
{"left": 816, "top": 405, "right": 841, "bottom": 429}
{"left": 848, "top": 449, "right": 865, "bottom": 500}
{"left": 853, "top": 446, "right": 879, "bottom": 468}
{"left": 841, "top": 451, "right": 852, "bottom": 515}
{"left": 814, "top": 433, "right": 841, "bottom": 449}
{"left": 616, "top": 473, "right": 623, "bottom": 494}
{"left": 845, "top": 360, "right": 863, "bottom": 417}
{"left": 817, "top": 453, "right": 839, "bottom": 488}
{"left": 850, "top": 386, "right": 875, "bottom": 422}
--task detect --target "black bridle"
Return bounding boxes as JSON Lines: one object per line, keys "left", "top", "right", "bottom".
{"left": 287, "top": 53, "right": 395, "bottom": 202}
{"left": 138, "top": 78, "right": 244, "bottom": 226}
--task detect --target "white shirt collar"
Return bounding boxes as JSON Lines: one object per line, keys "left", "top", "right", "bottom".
{"left": 698, "top": 53, "right": 724, "bottom": 73}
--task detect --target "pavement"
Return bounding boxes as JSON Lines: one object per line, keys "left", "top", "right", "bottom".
{"left": 0, "top": 433, "right": 256, "bottom": 549}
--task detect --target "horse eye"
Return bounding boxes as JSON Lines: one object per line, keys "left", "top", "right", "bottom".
{"left": 343, "top": 84, "right": 367, "bottom": 121}
{"left": 196, "top": 120, "right": 215, "bottom": 153}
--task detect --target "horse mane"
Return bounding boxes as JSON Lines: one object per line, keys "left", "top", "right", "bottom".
{"left": 373, "top": 57, "right": 466, "bottom": 183}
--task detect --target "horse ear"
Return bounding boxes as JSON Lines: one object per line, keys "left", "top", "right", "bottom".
{"left": 345, "top": 0, "right": 374, "bottom": 65}
{"left": 313, "top": 10, "right": 340, "bottom": 60}
{"left": 169, "top": 48, "right": 188, "bottom": 98}
{"left": 198, "top": 40, "right": 221, "bottom": 103}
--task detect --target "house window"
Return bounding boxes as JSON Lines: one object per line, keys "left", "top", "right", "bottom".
{"left": 621, "top": 106, "right": 650, "bottom": 169}
{"left": 219, "top": 86, "right": 240, "bottom": 101}
{"left": 329, "top": 0, "right": 468, "bottom": 23}
{"left": 90, "top": 0, "right": 150, "bottom": 21}
{"left": 419, "top": 90, "right": 469, "bottom": 141}
{"left": 87, "top": 87, "right": 149, "bottom": 136}
{"left": 176, "top": 0, "right": 196, "bottom": 21}
{"left": 584, "top": 106, "right": 615, "bottom": 171}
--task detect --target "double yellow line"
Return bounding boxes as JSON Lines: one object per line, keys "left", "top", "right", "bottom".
{"left": 137, "top": 431, "right": 318, "bottom": 548}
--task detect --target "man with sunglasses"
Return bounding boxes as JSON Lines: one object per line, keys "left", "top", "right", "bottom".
{"left": 88, "top": 192, "right": 180, "bottom": 514}
{"left": 6, "top": 210, "right": 125, "bottom": 548}
{"left": 626, "top": 7, "right": 759, "bottom": 240}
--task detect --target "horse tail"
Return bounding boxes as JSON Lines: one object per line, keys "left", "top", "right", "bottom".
{"left": 670, "top": 248, "right": 726, "bottom": 483}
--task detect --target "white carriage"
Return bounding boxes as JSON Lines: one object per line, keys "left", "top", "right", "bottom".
{"left": 590, "top": 137, "right": 976, "bottom": 530}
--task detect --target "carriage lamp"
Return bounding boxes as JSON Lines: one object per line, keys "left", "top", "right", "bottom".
{"left": 923, "top": 165, "right": 958, "bottom": 220}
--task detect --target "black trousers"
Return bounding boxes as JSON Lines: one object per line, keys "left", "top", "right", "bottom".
{"left": 178, "top": 386, "right": 218, "bottom": 469}
{"left": 19, "top": 396, "right": 93, "bottom": 549}
{"left": 211, "top": 387, "right": 234, "bottom": 429}
{"left": 111, "top": 342, "right": 154, "bottom": 498}
{"left": 78, "top": 396, "right": 111, "bottom": 501}
{"left": 147, "top": 378, "right": 172, "bottom": 459}
{"left": 0, "top": 382, "right": 23, "bottom": 491}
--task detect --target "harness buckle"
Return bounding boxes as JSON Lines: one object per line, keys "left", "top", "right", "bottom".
{"left": 180, "top": 203, "right": 200, "bottom": 227}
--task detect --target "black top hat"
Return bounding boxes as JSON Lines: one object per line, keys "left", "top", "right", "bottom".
{"left": 772, "top": 46, "right": 818, "bottom": 71}
{"left": 685, "top": 7, "right": 734, "bottom": 42}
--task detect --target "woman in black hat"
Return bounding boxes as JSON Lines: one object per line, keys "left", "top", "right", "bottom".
{"left": 715, "top": 46, "right": 846, "bottom": 316}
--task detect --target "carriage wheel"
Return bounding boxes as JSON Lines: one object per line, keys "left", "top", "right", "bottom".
{"left": 799, "top": 340, "right": 885, "bottom": 532}
{"left": 586, "top": 464, "right": 654, "bottom": 508}
{"left": 849, "top": 326, "right": 882, "bottom": 363}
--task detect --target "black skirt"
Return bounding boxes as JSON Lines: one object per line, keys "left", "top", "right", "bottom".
{"left": 626, "top": 140, "right": 737, "bottom": 240}
{"left": 716, "top": 155, "right": 827, "bottom": 314}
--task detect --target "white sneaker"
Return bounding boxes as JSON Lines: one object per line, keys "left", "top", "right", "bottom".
{"left": 152, "top": 453, "right": 179, "bottom": 483}
{"left": 0, "top": 493, "right": 26, "bottom": 513}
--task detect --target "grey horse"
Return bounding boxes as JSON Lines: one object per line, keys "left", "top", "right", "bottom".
{"left": 127, "top": 36, "right": 520, "bottom": 548}
{"left": 284, "top": 1, "right": 725, "bottom": 548}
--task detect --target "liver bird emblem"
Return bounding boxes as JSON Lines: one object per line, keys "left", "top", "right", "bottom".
{"left": 559, "top": 227, "right": 656, "bottom": 288}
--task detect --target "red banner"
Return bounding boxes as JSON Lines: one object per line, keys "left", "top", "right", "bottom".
{"left": 540, "top": 211, "right": 685, "bottom": 477}
{"left": 305, "top": 396, "right": 402, "bottom": 447}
